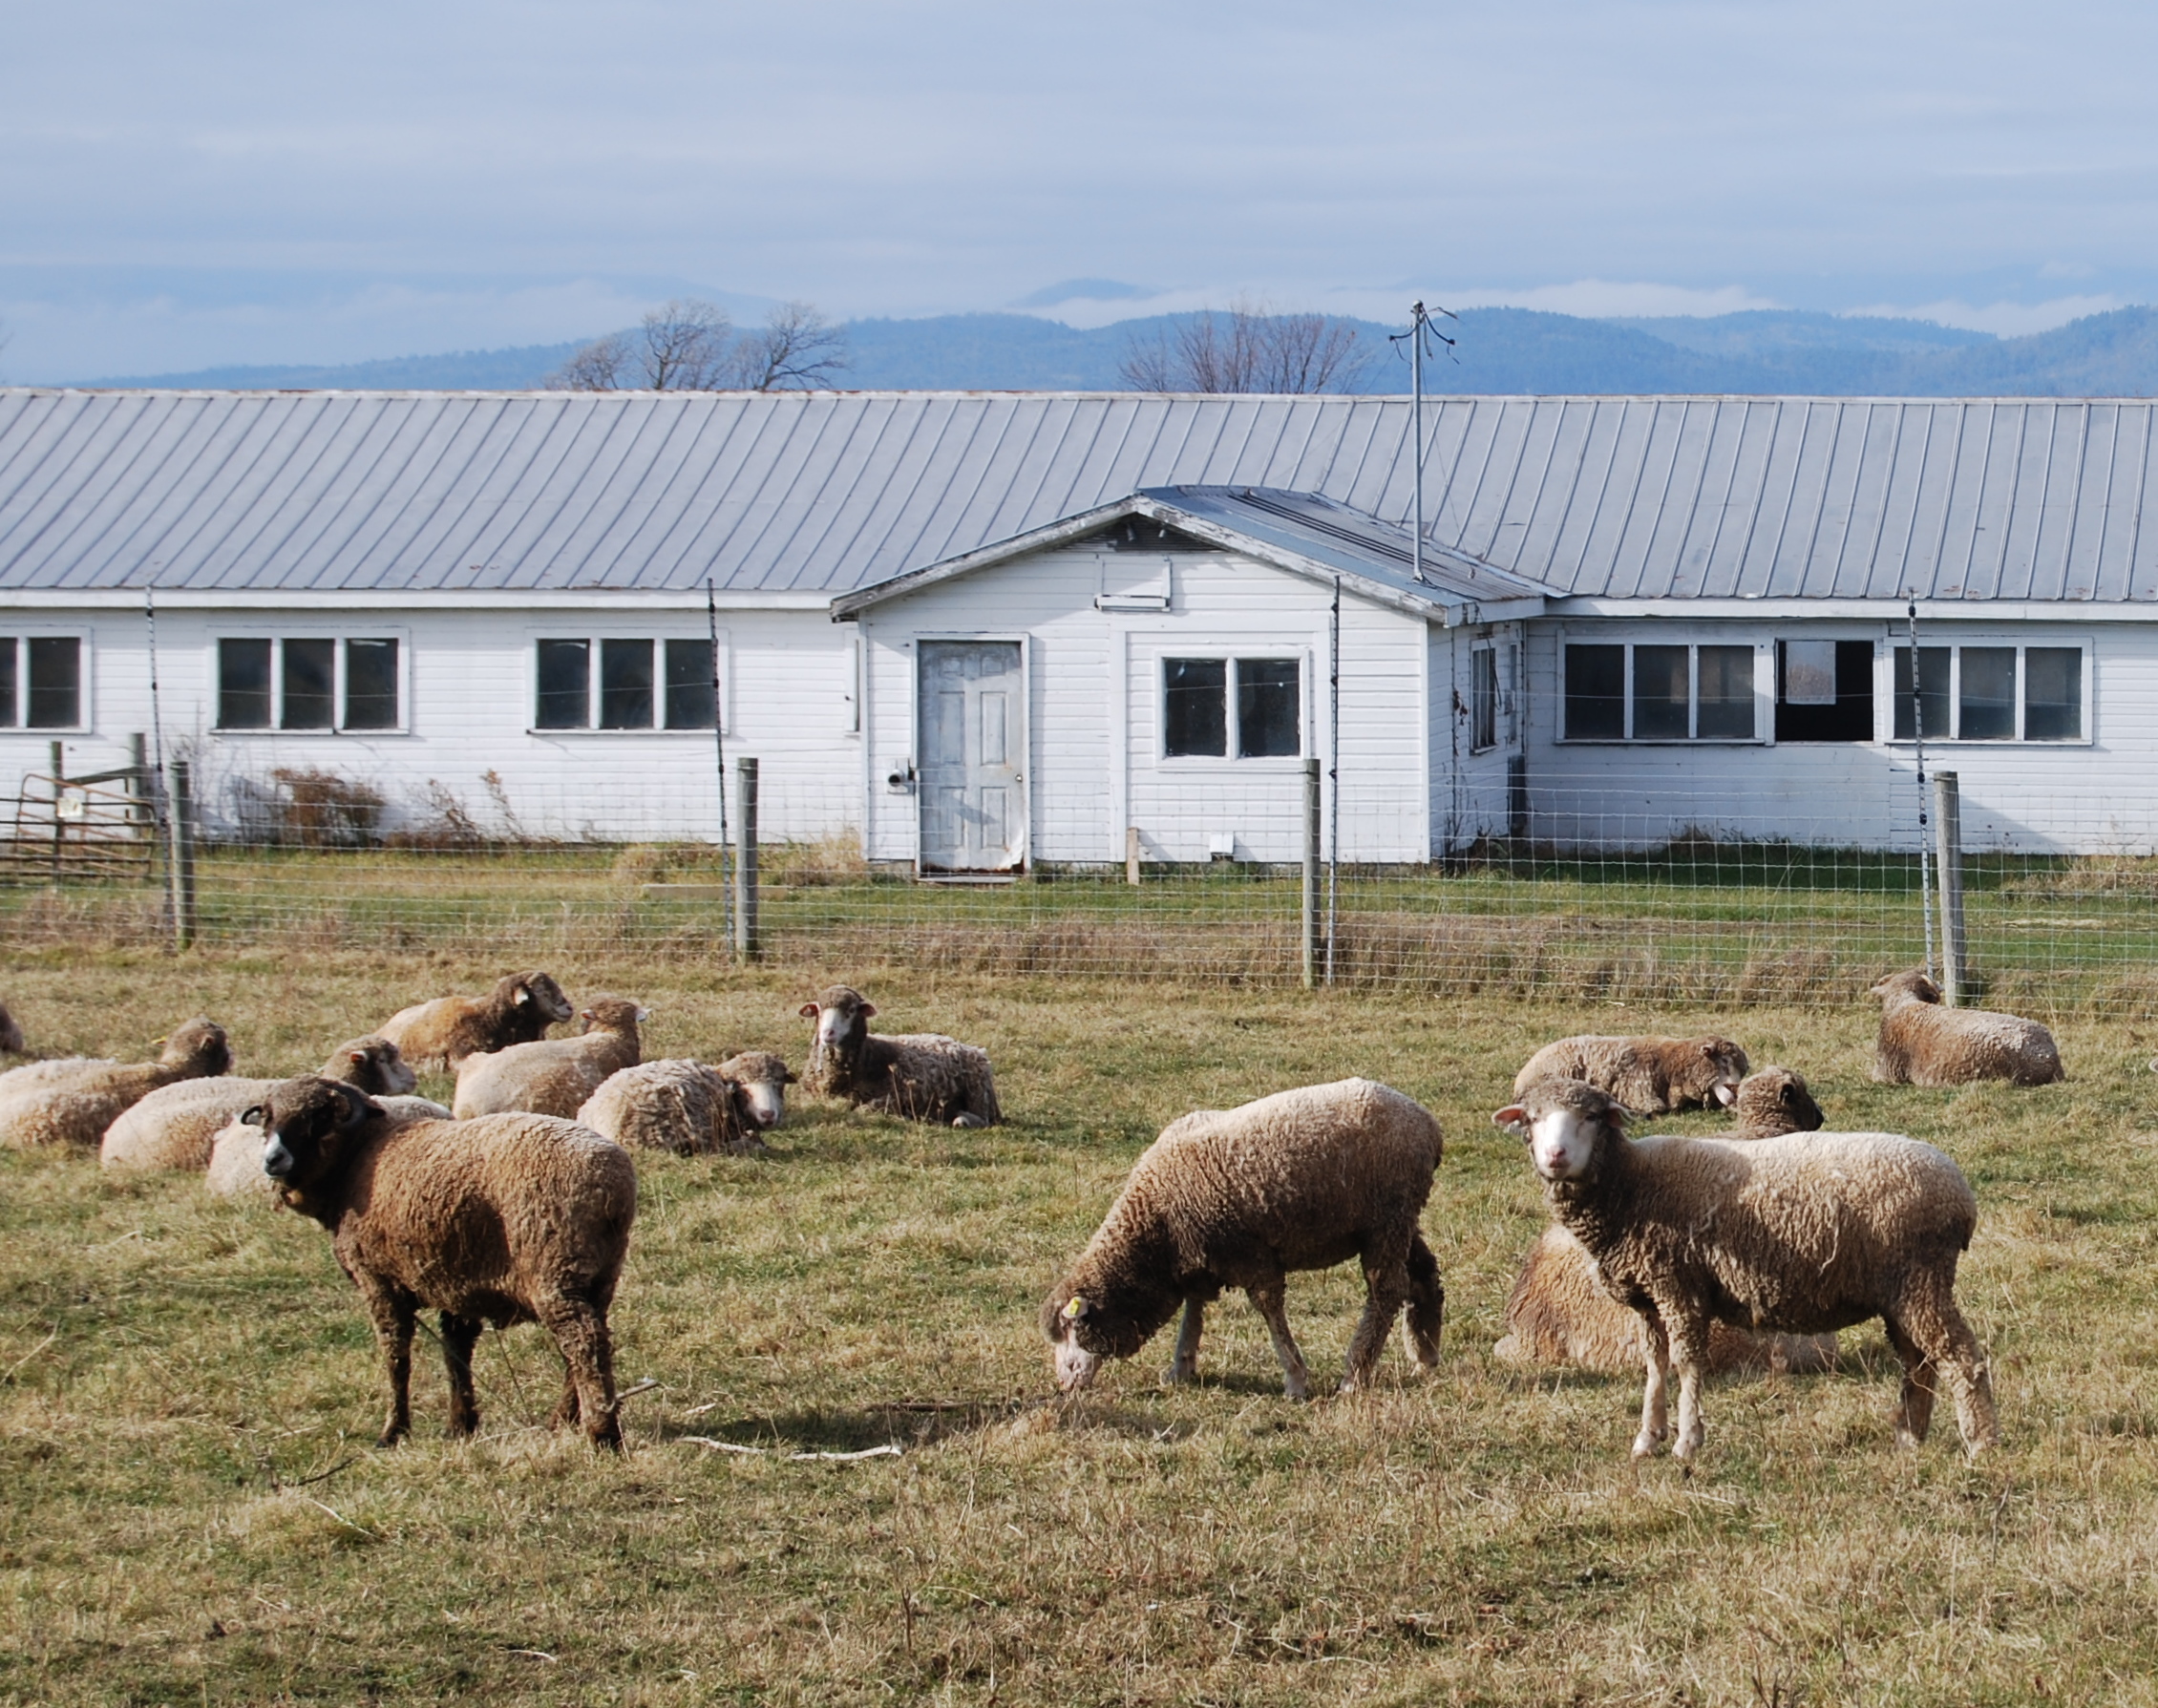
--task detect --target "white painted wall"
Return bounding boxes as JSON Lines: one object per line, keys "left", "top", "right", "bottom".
{"left": 1430, "top": 622, "right": 1527, "bottom": 854}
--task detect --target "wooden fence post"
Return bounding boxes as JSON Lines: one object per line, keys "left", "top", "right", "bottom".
{"left": 1125, "top": 825, "right": 1141, "bottom": 887}
{"left": 733, "top": 757, "right": 759, "bottom": 963}
{"left": 1934, "top": 770, "right": 1966, "bottom": 1005}
{"left": 168, "top": 760, "right": 198, "bottom": 951}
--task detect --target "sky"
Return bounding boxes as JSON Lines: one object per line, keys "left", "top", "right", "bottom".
{"left": 5, "top": 0, "right": 2158, "bottom": 379}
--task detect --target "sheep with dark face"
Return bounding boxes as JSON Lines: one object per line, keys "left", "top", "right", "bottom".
{"left": 1869, "top": 970, "right": 2063, "bottom": 1086}
{"left": 377, "top": 972, "right": 575, "bottom": 1072}
{"left": 800, "top": 986, "right": 999, "bottom": 1128}
{"left": 1513, "top": 1033, "right": 1750, "bottom": 1114}
{"left": 452, "top": 997, "right": 645, "bottom": 1120}
{"left": 716, "top": 1050, "right": 795, "bottom": 1130}
{"left": 250, "top": 1074, "right": 635, "bottom": 1449}
{"left": 1493, "top": 1078, "right": 1998, "bottom": 1462}
{"left": 1042, "top": 1079, "right": 1445, "bottom": 1399}
{"left": 204, "top": 1093, "right": 451, "bottom": 1200}
{"left": 0, "top": 1018, "right": 232, "bottom": 1150}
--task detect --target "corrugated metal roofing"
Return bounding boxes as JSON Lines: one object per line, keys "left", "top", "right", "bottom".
{"left": 3, "top": 389, "right": 2156, "bottom": 601}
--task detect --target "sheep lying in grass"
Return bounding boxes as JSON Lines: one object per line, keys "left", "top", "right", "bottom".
{"left": 576, "top": 1060, "right": 768, "bottom": 1156}
{"left": 1043, "top": 1079, "right": 1445, "bottom": 1399}
{"left": 377, "top": 971, "right": 575, "bottom": 1071}
{"left": 1494, "top": 1078, "right": 1998, "bottom": 1461}
{"left": 1494, "top": 1067, "right": 1836, "bottom": 1377}
{"left": 101, "top": 1036, "right": 417, "bottom": 1172}
{"left": 1869, "top": 970, "right": 2063, "bottom": 1086}
{"left": 251, "top": 1074, "right": 636, "bottom": 1449}
{"left": 0, "top": 1019, "right": 232, "bottom": 1150}
{"left": 1513, "top": 1033, "right": 1750, "bottom": 1114}
{"left": 452, "top": 997, "right": 645, "bottom": 1120}
{"left": 716, "top": 1050, "right": 795, "bottom": 1131}
{"left": 799, "top": 985, "right": 999, "bottom": 1128}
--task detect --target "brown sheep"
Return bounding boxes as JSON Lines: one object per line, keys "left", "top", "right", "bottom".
{"left": 0, "top": 1019, "right": 232, "bottom": 1150}
{"left": 377, "top": 972, "right": 575, "bottom": 1071}
{"left": 800, "top": 985, "right": 999, "bottom": 1128}
{"left": 203, "top": 1094, "right": 450, "bottom": 1200}
{"left": 576, "top": 1060, "right": 767, "bottom": 1156}
{"left": 1043, "top": 1079, "right": 1444, "bottom": 1398}
{"left": 251, "top": 1075, "right": 636, "bottom": 1449}
{"left": 0, "top": 1002, "right": 24, "bottom": 1056}
{"left": 1869, "top": 970, "right": 2063, "bottom": 1086}
{"left": 452, "top": 996, "right": 645, "bottom": 1120}
{"left": 101, "top": 1036, "right": 418, "bottom": 1172}
{"left": 715, "top": 1049, "right": 796, "bottom": 1130}
{"left": 1513, "top": 1033, "right": 1750, "bottom": 1114}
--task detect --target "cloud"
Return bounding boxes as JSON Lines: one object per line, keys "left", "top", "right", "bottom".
{"left": 1430, "top": 281, "right": 1785, "bottom": 320}
{"left": 1840, "top": 294, "right": 2123, "bottom": 336}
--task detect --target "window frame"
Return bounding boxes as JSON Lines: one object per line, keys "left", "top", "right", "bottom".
{"left": 1157, "top": 652, "right": 1309, "bottom": 765}
{"left": 0, "top": 631, "right": 93, "bottom": 733}
{"left": 1470, "top": 643, "right": 1499, "bottom": 754}
{"left": 209, "top": 632, "right": 410, "bottom": 736}
{"left": 1881, "top": 637, "right": 2094, "bottom": 746}
{"left": 1557, "top": 636, "right": 1772, "bottom": 745}
{"left": 525, "top": 632, "right": 730, "bottom": 736}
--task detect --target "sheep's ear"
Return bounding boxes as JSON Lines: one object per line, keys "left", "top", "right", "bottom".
{"left": 348, "top": 1050, "right": 369, "bottom": 1067}
{"left": 798, "top": 1003, "right": 820, "bottom": 1020}
{"left": 858, "top": 1002, "right": 877, "bottom": 1019}
{"left": 1063, "top": 1295, "right": 1090, "bottom": 1323}
{"left": 331, "top": 1084, "right": 378, "bottom": 1128}
{"left": 782, "top": 1066, "right": 798, "bottom": 1084}
{"left": 513, "top": 986, "right": 532, "bottom": 1006}
{"left": 1492, "top": 1105, "right": 1530, "bottom": 1137}
{"left": 240, "top": 1105, "right": 264, "bottom": 1128}
{"left": 636, "top": 1007, "right": 652, "bottom": 1023}
{"left": 1713, "top": 1083, "right": 1737, "bottom": 1107}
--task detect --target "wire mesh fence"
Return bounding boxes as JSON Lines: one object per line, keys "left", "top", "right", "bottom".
{"left": 2, "top": 763, "right": 2155, "bottom": 1018}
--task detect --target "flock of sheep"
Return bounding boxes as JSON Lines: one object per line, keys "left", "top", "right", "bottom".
{"left": 0, "top": 963, "right": 2065, "bottom": 1463}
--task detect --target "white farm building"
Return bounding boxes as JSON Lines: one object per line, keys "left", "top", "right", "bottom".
{"left": 0, "top": 387, "right": 2152, "bottom": 862}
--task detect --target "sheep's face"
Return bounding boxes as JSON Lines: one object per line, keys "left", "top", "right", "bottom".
{"left": 159, "top": 1018, "right": 232, "bottom": 1076}
{"left": 335, "top": 1038, "right": 419, "bottom": 1097}
{"left": 1494, "top": 1082, "right": 1623, "bottom": 1186}
{"left": 580, "top": 997, "right": 648, "bottom": 1036}
{"left": 1040, "top": 1287, "right": 1144, "bottom": 1391}
{"left": 1682, "top": 1038, "right": 1749, "bottom": 1107}
{"left": 1735, "top": 1067, "right": 1823, "bottom": 1136}
{"left": 250, "top": 1076, "right": 385, "bottom": 1190}
{"left": 1870, "top": 970, "right": 1941, "bottom": 1007}
{"left": 720, "top": 1053, "right": 795, "bottom": 1128}
{"left": 514, "top": 973, "right": 576, "bottom": 1024}
{"left": 800, "top": 988, "right": 872, "bottom": 1062}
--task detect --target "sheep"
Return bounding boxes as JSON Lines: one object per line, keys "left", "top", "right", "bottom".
{"left": 1493, "top": 1066, "right": 1836, "bottom": 1377}
{"left": 716, "top": 1049, "right": 795, "bottom": 1130}
{"left": 376, "top": 971, "right": 575, "bottom": 1072}
{"left": 575, "top": 1060, "right": 767, "bottom": 1156}
{"left": 1492, "top": 1078, "right": 1999, "bottom": 1461}
{"left": 249, "top": 1074, "right": 635, "bottom": 1448}
{"left": 1042, "top": 1078, "right": 1445, "bottom": 1399}
{"left": 0, "top": 1001, "right": 23, "bottom": 1056}
{"left": 0, "top": 1019, "right": 232, "bottom": 1150}
{"left": 1869, "top": 969, "right": 2063, "bottom": 1086}
{"left": 452, "top": 996, "right": 645, "bottom": 1120}
{"left": 100, "top": 1036, "right": 418, "bottom": 1173}
{"left": 1513, "top": 1032, "right": 1750, "bottom": 1114}
{"left": 799, "top": 985, "right": 1000, "bottom": 1128}
{"left": 203, "top": 1094, "right": 450, "bottom": 1200}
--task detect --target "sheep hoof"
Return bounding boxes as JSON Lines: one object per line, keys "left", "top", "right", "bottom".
{"left": 951, "top": 1112, "right": 986, "bottom": 1129}
{"left": 1630, "top": 1430, "right": 1664, "bottom": 1460}
{"left": 375, "top": 1428, "right": 408, "bottom": 1450}
{"left": 1163, "top": 1361, "right": 1197, "bottom": 1386}
{"left": 1282, "top": 1376, "right": 1311, "bottom": 1402}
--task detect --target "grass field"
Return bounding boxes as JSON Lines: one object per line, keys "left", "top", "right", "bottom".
{"left": 5, "top": 948, "right": 2158, "bottom": 1704}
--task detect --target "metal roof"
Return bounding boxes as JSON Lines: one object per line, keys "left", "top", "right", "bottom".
{"left": 3, "top": 389, "right": 2157, "bottom": 603}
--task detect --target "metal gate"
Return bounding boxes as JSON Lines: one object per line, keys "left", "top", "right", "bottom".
{"left": 918, "top": 641, "right": 1026, "bottom": 872}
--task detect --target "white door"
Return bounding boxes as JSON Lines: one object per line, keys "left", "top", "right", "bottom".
{"left": 918, "top": 641, "right": 1026, "bottom": 872}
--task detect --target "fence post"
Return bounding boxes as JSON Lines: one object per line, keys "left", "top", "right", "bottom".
{"left": 48, "top": 740, "right": 64, "bottom": 884}
{"left": 1125, "top": 825, "right": 1141, "bottom": 886}
{"left": 1301, "top": 757, "right": 1321, "bottom": 990}
{"left": 167, "top": 760, "right": 198, "bottom": 951}
{"left": 733, "top": 757, "right": 759, "bottom": 963}
{"left": 1933, "top": 770, "right": 1966, "bottom": 1005}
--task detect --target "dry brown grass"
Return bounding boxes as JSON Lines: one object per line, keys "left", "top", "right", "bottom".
{"left": 1, "top": 951, "right": 2155, "bottom": 1702}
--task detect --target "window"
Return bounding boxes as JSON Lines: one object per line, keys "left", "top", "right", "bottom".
{"left": 216, "top": 637, "right": 401, "bottom": 732}
{"left": 0, "top": 637, "right": 84, "bottom": 728}
{"left": 1893, "top": 643, "right": 2084, "bottom": 742}
{"left": 1776, "top": 640, "right": 1874, "bottom": 742}
{"left": 533, "top": 638, "right": 719, "bottom": 731}
{"left": 1470, "top": 646, "right": 1498, "bottom": 753}
{"left": 1562, "top": 641, "right": 1761, "bottom": 741}
{"left": 1162, "top": 657, "right": 1301, "bottom": 758}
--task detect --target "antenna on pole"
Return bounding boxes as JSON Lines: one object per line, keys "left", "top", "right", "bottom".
{"left": 1389, "top": 301, "right": 1457, "bottom": 585}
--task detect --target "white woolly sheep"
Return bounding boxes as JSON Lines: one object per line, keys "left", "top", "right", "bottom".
{"left": 377, "top": 971, "right": 575, "bottom": 1071}
{"left": 715, "top": 1049, "right": 795, "bottom": 1130}
{"left": 1869, "top": 970, "right": 2063, "bottom": 1086}
{"left": 452, "top": 996, "right": 645, "bottom": 1120}
{"left": 799, "top": 985, "right": 999, "bottom": 1128}
{"left": 100, "top": 1036, "right": 417, "bottom": 1173}
{"left": 1042, "top": 1078, "right": 1445, "bottom": 1399}
{"left": 1513, "top": 1033, "right": 1750, "bottom": 1113}
{"left": 1493, "top": 1078, "right": 1999, "bottom": 1461}
{"left": 203, "top": 1094, "right": 450, "bottom": 1200}
{"left": 249, "top": 1075, "right": 635, "bottom": 1448}
{"left": 0, "top": 1019, "right": 232, "bottom": 1150}
{"left": 575, "top": 1060, "right": 767, "bottom": 1156}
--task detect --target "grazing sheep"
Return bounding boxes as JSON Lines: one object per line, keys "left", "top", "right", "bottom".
{"left": 0, "top": 1002, "right": 23, "bottom": 1056}
{"left": 377, "top": 972, "right": 575, "bottom": 1071}
{"left": 0, "top": 1019, "right": 232, "bottom": 1150}
{"left": 100, "top": 1036, "right": 418, "bottom": 1173}
{"left": 1513, "top": 1033, "right": 1750, "bottom": 1114}
{"left": 1042, "top": 1078, "right": 1445, "bottom": 1398}
{"left": 250, "top": 1074, "right": 636, "bottom": 1448}
{"left": 1493, "top": 1078, "right": 1998, "bottom": 1461}
{"left": 1869, "top": 970, "right": 2063, "bottom": 1086}
{"left": 715, "top": 1049, "right": 795, "bottom": 1130}
{"left": 203, "top": 1095, "right": 450, "bottom": 1200}
{"left": 799, "top": 985, "right": 1000, "bottom": 1128}
{"left": 452, "top": 997, "right": 645, "bottom": 1120}
{"left": 1494, "top": 1067, "right": 1835, "bottom": 1377}
{"left": 576, "top": 1060, "right": 767, "bottom": 1156}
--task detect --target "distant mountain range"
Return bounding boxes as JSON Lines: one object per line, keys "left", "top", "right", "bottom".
{"left": 57, "top": 305, "right": 2158, "bottom": 396}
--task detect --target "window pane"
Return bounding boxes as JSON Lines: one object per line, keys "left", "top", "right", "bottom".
{"left": 343, "top": 639, "right": 399, "bottom": 729}
{"left": 1777, "top": 641, "right": 1874, "bottom": 743}
{"left": 1163, "top": 658, "right": 1227, "bottom": 756}
{"left": 663, "top": 639, "right": 717, "bottom": 729}
{"left": 1236, "top": 658, "right": 1300, "bottom": 757}
{"left": 0, "top": 640, "right": 16, "bottom": 729}
{"left": 219, "top": 638, "right": 272, "bottom": 729}
{"left": 535, "top": 640, "right": 590, "bottom": 728}
{"left": 26, "top": 637, "right": 80, "bottom": 729}
{"left": 1471, "top": 647, "right": 1497, "bottom": 751}
{"left": 1696, "top": 645, "right": 1755, "bottom": 739}
{"left": 1781, "top": 640, "right": 1837, "bottom": 706}
{"left": 600, "top": 639, "right": 654, "bottom": 728}
{"left": 1892, "top": 646, "right": 1950, "bottom": 740}
{"left": 281, "top": 637, "right": 334, "bottom": 729}
{"left": 1633, "top": 644, "right": 1689, "bottom": 739}
{"left": 1564, "top": 644, "right": 1624, "bottom": 738}
{"left": 2024, "top": 647, "right": 2082, "bottom": 740}
{"left": 1958, "top": 646, "right": 2016, "bottom": 740}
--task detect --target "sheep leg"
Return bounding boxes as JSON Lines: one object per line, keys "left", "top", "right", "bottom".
{"left": 439, "top": 1313, "right": 483, "bottom": 1439}
{"left": 1402, "top": 1232, "right": 1445, "bottom": 1368}
{"left": 536, "top": 1293, "right": 623, "bottom": 1451}
{"left": 1898, "top": 1281, "right": 2000, "bottom": 1454}
{"left": 1632, "top": 1311, "right": 1672, "bottom": 1460}
{"left": 1165, "top": 1297, "right": 1204, "bottom": 1385}
{"left": 1882, "top": 1314, "right": 1937, "bottom": 1446}
{"left": 1246, "top": 1276, "right": 1310, "bottom": 1401}
{"left": 1664, "top": 1308, "right": 1710, "bottom": 1461}
{"left": 1342, "top": 1245, "right": 1411, "bottom": 1393}
{"left": 358, "top": 1283, "right": 417, "bottom": 1448}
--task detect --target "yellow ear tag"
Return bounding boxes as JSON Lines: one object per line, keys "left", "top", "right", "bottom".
{"left": 1063, "top": 1297, "right": 1086, "bottom": 1319}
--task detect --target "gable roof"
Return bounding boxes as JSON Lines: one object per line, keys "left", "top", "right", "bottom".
{"left": 3, "top": 388, "right": 2158, "bottom": 604}
{"left": 831, "top": 486, "right": 1555, "bottom": 623}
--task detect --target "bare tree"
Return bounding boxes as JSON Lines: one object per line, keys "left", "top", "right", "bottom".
{"left": 548, "top": 331, "right": 633, "bottom": 390}
{"left": 635, "top": 298, "right": 735, "bottom": 390}
{"left": 1118, "top": 301, "right": 1369, "bottom": 394}
{"left": 728, "top": 302, "right": 850, "bottom": 390}
{"left": 548, "top": 297, "right": 848, "bottom": 391}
